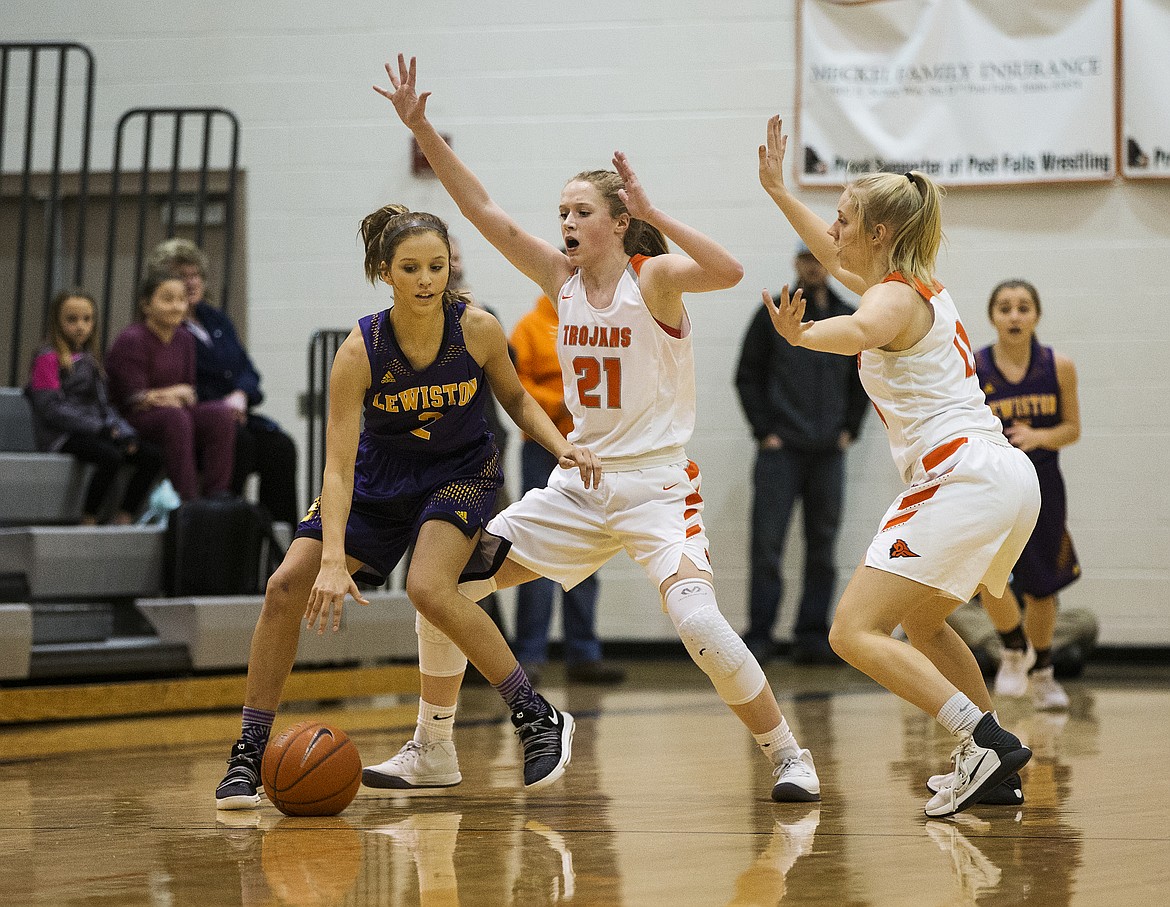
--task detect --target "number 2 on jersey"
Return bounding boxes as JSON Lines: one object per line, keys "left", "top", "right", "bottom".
{"left": 573, "top": 356, "right": 622, "bottom": 409}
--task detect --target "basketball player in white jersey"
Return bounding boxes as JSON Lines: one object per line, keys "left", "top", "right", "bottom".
{"left": 758, "top": 116, "right": 1040, "bottom": 817}
{"left": 363, "top": 55, "right": 822, "bottom": 803}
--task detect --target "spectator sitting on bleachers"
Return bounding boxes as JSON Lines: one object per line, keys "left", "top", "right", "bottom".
{"left": 147, "top": 238, "right": 298, "bottom": 524}
{"left": 24, "top": 288, "right": 164, "bottom": 524}
{"left": 105, "top": 272, "right": 237, "bottom": 502}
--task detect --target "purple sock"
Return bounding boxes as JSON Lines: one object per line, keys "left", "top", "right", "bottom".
{"left": 493, "top": 663, "right": 546, "bottom": 716}
{"left": 241, "top": 706, "right": 275, "bottom": 748}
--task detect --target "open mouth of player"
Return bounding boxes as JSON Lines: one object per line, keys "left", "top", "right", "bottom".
{"left": 564, "top": 237, "right": 580, "bottom": 251}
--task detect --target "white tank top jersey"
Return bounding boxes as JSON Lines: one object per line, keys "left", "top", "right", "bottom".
{"left": 859, "top": 273, "right": 1004, "bottom": 483}
{"left": 556, "top": 255, "right": 696, "bottom": 462}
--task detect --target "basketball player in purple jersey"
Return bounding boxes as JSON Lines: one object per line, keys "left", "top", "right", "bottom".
{"left": 215, "top": 205, "right": 599, "bottom": 809}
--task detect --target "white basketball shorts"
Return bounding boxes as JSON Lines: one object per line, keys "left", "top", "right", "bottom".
{"left": 488, "top": 458, "right": 712, "bottom": 591}
{"left": 864, "top": 434, "right": 1040, "bottom": 602}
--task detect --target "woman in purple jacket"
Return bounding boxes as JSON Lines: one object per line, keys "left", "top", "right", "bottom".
{"left": 148, "top": 239, "right": 298, "bottom": 524}
{"left": 105, "top": 273, "right": 237, "bottom": 502}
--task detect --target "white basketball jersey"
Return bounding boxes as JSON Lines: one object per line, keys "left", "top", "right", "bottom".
{"left": 859, "top": 274, "right": 1003, "bottom": 482}
{"left": 556, "top": 256, "right": 695, "bottom": 460}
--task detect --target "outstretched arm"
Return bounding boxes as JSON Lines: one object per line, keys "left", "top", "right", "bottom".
{"left": 613, "top": 151, "right": 743, "bottom": 295}
{"left": 763, "top": 281, "right": 914, "bottom": 356}
{"left": 465, "top": 308, "right": 601, "bottom": 489}
{"left": 758, "top": 115, "right": 867, "bottom": 297}
{"left": 374, "top": 55, "right": 571, "bottom": 300}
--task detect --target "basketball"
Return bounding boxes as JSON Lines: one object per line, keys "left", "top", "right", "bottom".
{"left": 261, "top": 721, "right": 362, "bottom": 817}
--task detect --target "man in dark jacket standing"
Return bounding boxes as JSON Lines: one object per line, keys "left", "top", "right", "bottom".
{"left": 735, "top": 244, "right": 869, "bottom": 664}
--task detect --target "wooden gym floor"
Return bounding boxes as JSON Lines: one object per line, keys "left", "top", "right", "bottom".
{"left": 1, "top": 658, "right": 1167, "bottom": 906}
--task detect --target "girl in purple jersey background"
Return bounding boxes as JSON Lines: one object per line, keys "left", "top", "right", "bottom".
{"left": 975, "top": 280, "right": 1082, "bottom": 711}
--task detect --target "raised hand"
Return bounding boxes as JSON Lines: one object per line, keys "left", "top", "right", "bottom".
{"left": 758, "top": 115, "right": 789, "bottom": 198}
{"left": 373, "top": 53, "right": 431, "bottom": 130}
{"left": 613, "top": 151, "right": 656, "bottom": 221}
{"left": 762, "top": 285, "right": 811, "bottom": 347}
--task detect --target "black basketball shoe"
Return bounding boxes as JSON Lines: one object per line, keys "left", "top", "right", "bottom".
{"left": 511, "top": 699, "right": 574, "bottom": 789}
{"left": 215, "top": 739, "right": 264, "bottom": 810}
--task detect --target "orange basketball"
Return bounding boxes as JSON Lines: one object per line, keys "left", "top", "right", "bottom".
{"left": 261, "top": 721, "right": 362, "bottom": 817}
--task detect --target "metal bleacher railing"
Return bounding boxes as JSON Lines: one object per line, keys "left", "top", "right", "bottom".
{"left": 1, "top": 39, "right": 242, "bottom": 387}
{"left": 0, "top": 41, "right": 95, "bottom": 386}
{"left": 100, "top": 106, "right": 241, "bottom": 345}
{"left": 306, "top": 328, "right": 350, "bottom": 505}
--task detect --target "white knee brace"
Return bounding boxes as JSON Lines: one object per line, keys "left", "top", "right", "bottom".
{"left": 664, "top": 578, "right": 767, "bottom": 707}
{"left": 415, "top": 612, "right": 468, "bottom": 678}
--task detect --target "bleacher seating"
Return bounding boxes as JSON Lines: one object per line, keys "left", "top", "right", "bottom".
{"left": 0, "top": 384, "right": 420, "bottom": 684}
{"left": 137, "top": 591, "right": 416, "bottom": 671}
{"left": 0, "top": 604, "right": 32, "bottom": 680}
{"left": 0, "top": 388, "right": 91, "bottom": 526}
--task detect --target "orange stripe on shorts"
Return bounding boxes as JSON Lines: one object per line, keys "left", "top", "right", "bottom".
{"left": 685, "top": 524, "right": 702, "bottom": 538}
{"left": 922, "top": 436, "right": 966, "bottom": 472}
{"left": 898, "top": 484, "right": 941, "bottom": 510}
{"left": 882, "top": 511, "right": 917, "bottom": 531}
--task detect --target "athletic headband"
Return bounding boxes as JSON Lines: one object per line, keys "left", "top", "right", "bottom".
{"left": 382, "top": 217, "right": 441, "bottom": 247}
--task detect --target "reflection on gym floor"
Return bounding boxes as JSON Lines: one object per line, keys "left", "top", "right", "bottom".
{"left": 1, "top": 660, "right": 1167, "bottom": 906}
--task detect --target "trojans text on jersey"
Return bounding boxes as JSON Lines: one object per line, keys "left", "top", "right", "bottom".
{"left": 562, "top": 324, "right": 632, "bottom": 348}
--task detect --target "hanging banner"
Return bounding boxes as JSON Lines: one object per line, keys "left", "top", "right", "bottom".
{"left": 797, "top": 0, "right": 1115, "bottom": 186}
{"left": 1121, "top": 0, "right": 1170, "bottom": 179}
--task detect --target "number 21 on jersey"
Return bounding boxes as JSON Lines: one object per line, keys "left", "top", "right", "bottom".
{"left": 573, "top": 356, "right": 622, "bottom": 409}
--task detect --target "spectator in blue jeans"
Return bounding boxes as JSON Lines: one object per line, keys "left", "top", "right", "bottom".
{"left": 735, "top": 244, "right": 869, "bottom": 664}
{"left": 510, "top": 294, "right": 624, "bottom": 685}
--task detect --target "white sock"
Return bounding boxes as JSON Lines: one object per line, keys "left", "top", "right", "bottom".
{"left": 414, "top": 699, "right": 456, "bottom": 745}
{"left": 754, "top": 716, "right": 800, "bottom": 765}
{"left": 936, "top": 692, "right": 983, "bottom": 738}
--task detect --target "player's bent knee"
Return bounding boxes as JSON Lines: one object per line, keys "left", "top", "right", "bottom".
{"left": 261, "top": 573, "right": 308, "bottom": 623}
{"left": 457, "top": 576, "right": 497, "bottom": 604}
{"left": 827, "top": 623, "right": 858, "bottom": 663}
{"left": 416, "top": 612, "right": 468, "bottom": 677}
{"left": 664, "top": 578, "right": 767, "bottom": 707}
